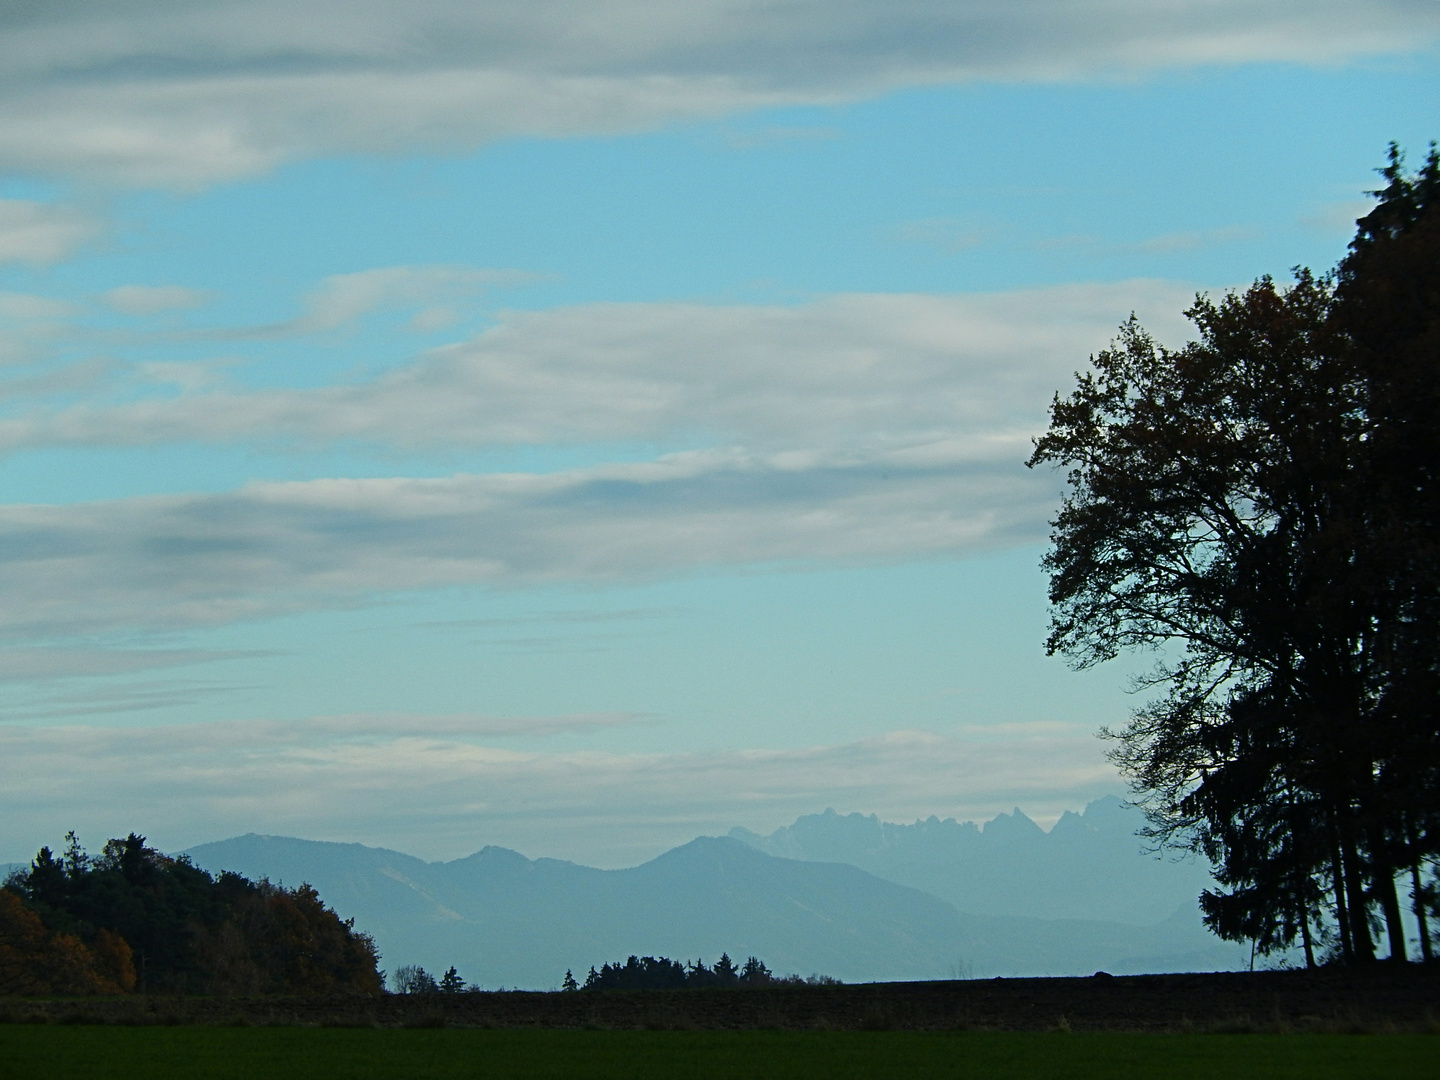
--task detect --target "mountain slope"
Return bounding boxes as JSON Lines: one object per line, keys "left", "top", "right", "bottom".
{"left": 185, "top": 832, "right": 1243, "bottom": 988}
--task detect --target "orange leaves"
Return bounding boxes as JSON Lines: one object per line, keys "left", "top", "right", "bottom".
{"left": 0, "top": 888, "right": 132, "bottom": 996}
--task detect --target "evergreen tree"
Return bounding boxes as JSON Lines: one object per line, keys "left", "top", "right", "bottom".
{"left": 739, "top": 956, "right": 772, "bottom": 985}
{"left": 713, "top": 952, "right": 738, "bottom": 985}
{"left": 439, "top": 966, "right": 466, "bottom": 993}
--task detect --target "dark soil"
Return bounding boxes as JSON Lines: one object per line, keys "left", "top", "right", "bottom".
{"left": 3, "top": 966, "right": 1438, "bottom": 1033}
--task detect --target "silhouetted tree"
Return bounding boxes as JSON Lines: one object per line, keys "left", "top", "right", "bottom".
{"left": 713, "top": 952, "right": 738, "bottom": 985}
{"left": 392, "top": 964, "right": 439, "bottom": 994}
{"left": 576, "top": 952, "right": 790, "bottom": 990}
{"left": 1029, "top": 143, "right": 1440, "bottom": 964}
{"left": 739, "top": 956, "right": 772, "bottom": 985}
{"left": 561, "top": 968, "right": 578, "bottom": 992}
{"left": 439, "top": 966, "right": 466, "bottom": 993}
{"left": 1333, "top": 143, "right": 1440, "bottom": 959}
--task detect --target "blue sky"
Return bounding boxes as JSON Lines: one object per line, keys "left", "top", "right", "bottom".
{"left": 0, "top": 1, "right": 1437, "bottom": 866}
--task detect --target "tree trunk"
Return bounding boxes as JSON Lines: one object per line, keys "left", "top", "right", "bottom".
{"left": 1342, "top": 833, "right": 1376, "bottom": 962}
{"left": 1299, "top": 901, "right": 1316, "bottom": 968}
{"left": 1369, "top": 819, "right": 1409, "bottom": 962}
{"left": 1330, "top": 840, "right": 1354, "bottom": 963}
{"left": 1376, "top": 867, "right": 1408, "bottom": 962}
{"left": 1410, "top": 861, "right": 1433, "bottom": 963}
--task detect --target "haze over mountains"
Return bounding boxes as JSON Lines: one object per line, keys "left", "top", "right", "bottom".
{"left": 730, "top": 796, "right": 1213, "bottom": 925}
{"left": 181, "top": 797, "right": 1245, "bottom": 988}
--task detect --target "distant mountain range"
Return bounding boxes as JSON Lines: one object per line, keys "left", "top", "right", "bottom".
{"left": 181, "top": 799, "right": 1245, "bottom": 988}
{"left": 729, "top": 796, "right": 1215, "bottom": 925}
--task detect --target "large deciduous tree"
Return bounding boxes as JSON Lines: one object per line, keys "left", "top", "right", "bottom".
{"left": 1027, "top": 144, "right": 1439, "bottom": 964}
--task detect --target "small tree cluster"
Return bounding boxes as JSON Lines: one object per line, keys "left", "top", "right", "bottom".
{"left": 391, "top": 963, "right": 473, "bottom": 994}
{"left": 577, "top": 952, "right": 827, "bottom": 990}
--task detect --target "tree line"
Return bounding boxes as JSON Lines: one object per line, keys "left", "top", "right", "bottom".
{"left": 1, "top": 833, "right": 383, "bottom": 995}
{"left": 1028, "top": 144, "right": 1440, "bottom": 964}
{"left": 566, "top": 953, "right": 839, "bottom": 991}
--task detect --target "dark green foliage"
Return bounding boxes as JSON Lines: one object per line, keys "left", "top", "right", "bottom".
{"left": 10, "top": 833, "right": 382, "bottom": 995}
{"left": 578, "top": 953, "right": 790, "bottom": 990}
{"left": 583, "top": 955, "right": 689, "bottom": 990}
{"left": 1027, "top": 144, "right": 1440, "bottom": 963}
{"left": 438, "top": 967, "right": 467, "bottom": 993}
{"left": 711, "top": 952, "right": 738, "bottom": 985}
{"left": 739, "top": 956, "right": 771, "bottom": 983}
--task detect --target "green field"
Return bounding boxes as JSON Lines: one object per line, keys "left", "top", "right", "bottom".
{"left": 0, "top": 1027, "right": 1432, "bottom": 1080}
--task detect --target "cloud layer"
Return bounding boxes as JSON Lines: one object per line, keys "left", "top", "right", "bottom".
{"left": 0, "top": 719, "right": 1117, "bottom": 865}
{"left": 0, "top": 445, "right": 1053, "bottom": 637}
{"left": 0, "top": 281, "right": 1196, "bottom": 638}
{"left": 0, "top": 1, "right": 1433, "bottom": 185}
{"left": 0, "top": 280, "right": 1195, "bottom": 452}
{"left": 0, "top": 200, "right": 102, "bottom": 264}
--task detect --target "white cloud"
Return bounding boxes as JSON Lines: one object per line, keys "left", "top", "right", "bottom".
{"left": 0, "top": 199, "right": 102, "bottom": 262}
{"left": 0, "top": 280, "right": 1204, "bottom": 639}
{"left": 283, "top": 265, "right": 539, "bottom": 335}
{"left": 0, "top": 293, "right": 79, "bottom": 320}
{"left": 0, "top": 279, "right": 1197, "bottom": 452}
{"left": 0, "top": 445, "right": 1059, "bottom": 638}
{"left": 143, "top": 264, "right": 538, "bottom": 341}
{"left": 103, "top": 284, "right": 212, "bottom": 316}
{"left": 0, "top": 292, "right": 87, "bottom": 369}
{"left": 0, "top": 1, "right": 1432, "bottom": 186}
{"left": 0, "top": 358, "right": 112, "bottom": 400}
{"left": 0, "top": 721, "right": 1117, "bottom": 865}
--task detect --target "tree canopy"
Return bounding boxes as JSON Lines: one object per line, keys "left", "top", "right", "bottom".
{"left": 4, "top": 832, "right": 383, "bottom": 995}
{"left": 1028, "top": 143, "right": 1440, "bottom": 964}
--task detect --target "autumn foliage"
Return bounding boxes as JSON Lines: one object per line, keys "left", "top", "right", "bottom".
{"left": 2, "top": 833, "right": 381, "bottom": 996}
{"left": 0, "top": 889, "right": 135, "bottom": 996}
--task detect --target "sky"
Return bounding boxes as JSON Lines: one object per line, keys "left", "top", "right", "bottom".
{"left": 0, "top": 0, "right": 1437, "bottom": 868}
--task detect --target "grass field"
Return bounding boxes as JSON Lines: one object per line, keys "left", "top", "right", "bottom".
{"left": 0, "top": 1027, "right": 1432, "bottom": 1079}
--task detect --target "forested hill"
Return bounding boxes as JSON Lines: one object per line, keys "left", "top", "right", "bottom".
{"left": 728, "top": 796, "right": 1214, "bottom": 925}
{"left": 2, "top": 834, "right": 382, "bottom": 996}
{"left": 185, "top": 832, "right": 1243, "bottom": 989}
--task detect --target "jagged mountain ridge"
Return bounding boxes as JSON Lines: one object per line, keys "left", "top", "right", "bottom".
{"left": 184, "top": 828, "right": 1243, "bottom": 988}
{"left": 729, "top": 796, "right": 1215, "bottom": 924}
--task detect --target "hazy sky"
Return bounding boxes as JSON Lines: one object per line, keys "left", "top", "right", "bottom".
{"left": 1, "top": 1, "right": 1436, "bottom": 866}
